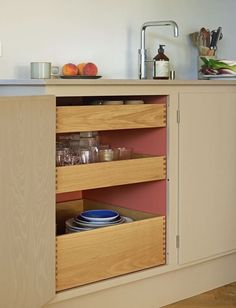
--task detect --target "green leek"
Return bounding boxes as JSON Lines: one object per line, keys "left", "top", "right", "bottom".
{"left": 201, "top": 57, "right": 236, "bottom": 73}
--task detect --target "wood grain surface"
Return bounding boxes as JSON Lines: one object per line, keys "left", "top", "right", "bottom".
{"left": 56, "top": 155, "right": 166, "bottom": 193}
{"left": 163, "top": 282, "right": 236, "bottom": 307}
{"left": 56, "top": 103, "right": 166, "bottom": 133}
{"left": 0, "top": 96, "right": 56, "bottom": 307}
{"left": 56, "top": 200, "right": 165, "bottom": 291}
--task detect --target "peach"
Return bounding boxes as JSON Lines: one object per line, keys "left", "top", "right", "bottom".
{"left": 62, "top": 63, "right": 78, "bottom": 76}
{"left": 77, "top": 63, "right": 86, "bottom": 75}
{"left": 82, "top": 62, "right": 98, "bottom": 76}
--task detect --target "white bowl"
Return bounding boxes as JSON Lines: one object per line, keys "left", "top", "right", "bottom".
{"left": 124, "top": 100, "right": 144, "bottom": 105}
{"left": 102, "top": 100, "right": 124, "bottom": 105}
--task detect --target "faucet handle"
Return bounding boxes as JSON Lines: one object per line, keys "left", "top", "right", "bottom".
{"left": 138, "top": 48, "right": 147, "bottom": 56}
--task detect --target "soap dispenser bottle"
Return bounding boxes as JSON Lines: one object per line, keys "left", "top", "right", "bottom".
{"left": 153, "top": 44, "right": 169, "bottom": 79}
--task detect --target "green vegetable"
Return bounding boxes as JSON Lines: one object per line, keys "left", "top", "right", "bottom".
{"left": 200, "top": 57, "right": 236, "bottom": 73}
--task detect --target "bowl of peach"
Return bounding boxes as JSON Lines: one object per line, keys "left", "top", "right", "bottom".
{"left": 61, "top": 62, "right": 101, "bottom": 79}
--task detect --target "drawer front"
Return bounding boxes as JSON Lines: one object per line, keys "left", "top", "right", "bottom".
{"left": 56, "top": 104, "right": 166, "bottom": 133}
{"left": 56, "top": 216, "right": 165, "bottom": 291}
{"left": 56, "top": 156, "right": 166, "bottom": 193}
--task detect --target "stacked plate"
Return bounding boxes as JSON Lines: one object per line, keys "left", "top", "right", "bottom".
{"left": 65, "top": 209, "right": 133, "bottom": 233}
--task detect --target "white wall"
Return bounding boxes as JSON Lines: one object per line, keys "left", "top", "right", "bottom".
{"left": 0, "top": 0, "right": 235, "bottom": 80}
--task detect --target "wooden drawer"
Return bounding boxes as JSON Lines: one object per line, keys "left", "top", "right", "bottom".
{"left": 56, "top": 155, "right": 166, "bottom": 193}
{"left": 56, "top": 104, "right": 166, "bottom": 133}
{"left": 56, "top": 199, "right": 166, "bottom": 291}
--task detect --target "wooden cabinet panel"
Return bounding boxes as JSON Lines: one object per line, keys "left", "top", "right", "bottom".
{"left": 178, "top": 92, "right": 236, "bottom": 264}
{"left": 0, "top": 96, "right": 55, "bottom": 307}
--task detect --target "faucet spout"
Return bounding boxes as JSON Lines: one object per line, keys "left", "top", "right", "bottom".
{"left": 138, "top": 20, "right": 179, "bottom": 79}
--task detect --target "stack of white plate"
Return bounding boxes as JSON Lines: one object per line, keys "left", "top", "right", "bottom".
{"left": 65, "top": 209, "right": 133, "bottom": 233}
{"left": 102, "top": 100, "right": 124, "bottom": 105}
{"left": 124, "top": 100, "right": 144, "bottom": 104}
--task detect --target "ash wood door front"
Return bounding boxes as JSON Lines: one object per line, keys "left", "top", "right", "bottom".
{"left": 0, "top": 96, "right": 55, "bottom": 308}
{"left": 178, "top": 91, "right": 236, "bottom": 264}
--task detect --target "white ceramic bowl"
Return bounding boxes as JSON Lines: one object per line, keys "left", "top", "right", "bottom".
{"left": 102, "top": 100, "right": 124, "bottom": 105}
{"left": 124, "top": 100, "right": 144, "bottom": 105}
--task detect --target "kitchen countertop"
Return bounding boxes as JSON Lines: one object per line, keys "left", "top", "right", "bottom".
{"left": 0, "top": 78, "right": 236, "bottom": 97}
{"left": 0, "top": 78, "right": 236, "bottom": 86}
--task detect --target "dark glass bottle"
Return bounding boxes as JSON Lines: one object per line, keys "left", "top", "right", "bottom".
{"left": 153, "top": 44, "right": 169, "bottom": 80}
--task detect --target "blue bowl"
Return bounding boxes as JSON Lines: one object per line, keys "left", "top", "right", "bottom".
{"left": 80, "top": 209, "right": 119, "bottom": 222}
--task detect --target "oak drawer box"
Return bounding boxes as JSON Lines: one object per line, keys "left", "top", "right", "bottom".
{"left": 56, "top": 155, "right": 166, "bottom": 193}
{"left": 56, "top": 200, "right": 166, "bottom": 291}
{"left": 56, "top": 104, "right": 166, "bottom": 133}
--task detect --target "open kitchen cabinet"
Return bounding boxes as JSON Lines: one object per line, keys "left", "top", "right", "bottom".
{"left": 1, "top": 81, "right": 236, "bottom": 308}
{"left": 55, "top": 95, "right": 168, "bottom": 291}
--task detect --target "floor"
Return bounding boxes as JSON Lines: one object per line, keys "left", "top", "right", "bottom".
{"left": 163, "top": 282, "right": 236, "bottom": 307}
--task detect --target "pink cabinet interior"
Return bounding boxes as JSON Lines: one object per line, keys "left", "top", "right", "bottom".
{"left": 56, "top": 95, "right": 167, "bottom": 217}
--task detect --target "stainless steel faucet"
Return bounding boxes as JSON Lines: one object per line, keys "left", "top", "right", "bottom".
{"left": 138, "top": 20, "right": 179, "bottom": 79}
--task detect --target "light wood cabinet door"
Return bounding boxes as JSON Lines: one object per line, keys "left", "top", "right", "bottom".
{"left": 178, "top": 91, "right": 236, "bottom": 264}
{"left": 0, "top": 96, "right": 55, "bottom": 307}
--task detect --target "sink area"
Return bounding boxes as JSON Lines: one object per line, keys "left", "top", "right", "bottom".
{"left": 138, "top": 20, "right": 179, "bottom": 79}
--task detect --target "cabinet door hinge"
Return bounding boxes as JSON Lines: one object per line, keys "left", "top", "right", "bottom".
{"left": 177, "top": 109, "right": 180, "bottom": 123}
{"left": 176, "top": 235, "right": 180, "bottom": 248}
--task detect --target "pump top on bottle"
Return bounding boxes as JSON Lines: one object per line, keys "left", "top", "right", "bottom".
{"left": 153, "top": 44, "right": 170, "bottom": 79}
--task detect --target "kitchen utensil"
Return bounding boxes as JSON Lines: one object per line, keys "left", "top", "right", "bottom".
{"left": 214, "top": 27, "right": 223, "bottom": 50}
{"left": 200, "top": 27, "right": 211, "bottom": 47}
{"left": 189, "top": 32, "right": 199, "bottom": 47}
{"left": 197, "top": 32, "right": 205, "bottom": 49}
{"left": 200, "top": 28, "right": 206, "bottom": 47}
{"left": 210, "top": 27, "right": 223, "bottom": 51}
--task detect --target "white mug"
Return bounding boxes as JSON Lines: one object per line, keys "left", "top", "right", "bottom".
{"left": 30, "top": 62, "right": 59, "bottom": 79}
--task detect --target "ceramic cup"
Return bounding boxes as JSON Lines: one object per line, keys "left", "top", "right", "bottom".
{"left": 30, "top": 62, "right": 60, "bottom": 79}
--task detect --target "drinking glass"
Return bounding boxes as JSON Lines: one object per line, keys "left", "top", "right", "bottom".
{"left": 116, "top": 147, "right": 133, "bottom": 160}
{"left": 80, "top": 149, "right": 91, "bottom": 164}
{"left": 98, "top": 149, "right": 115, "bottom": 162}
